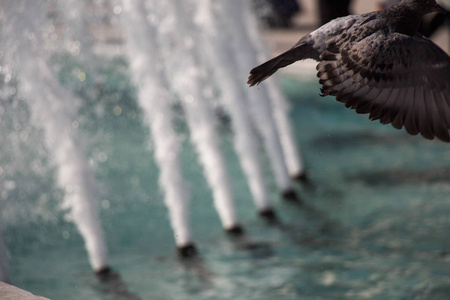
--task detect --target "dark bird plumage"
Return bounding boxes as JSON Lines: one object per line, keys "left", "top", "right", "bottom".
{"left": 248, "top": 0, "right": 450, "bottom": 142}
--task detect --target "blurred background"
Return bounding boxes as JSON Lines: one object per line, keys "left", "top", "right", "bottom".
{"left": 1, "top": 0, "right": 450, "bottom": 299}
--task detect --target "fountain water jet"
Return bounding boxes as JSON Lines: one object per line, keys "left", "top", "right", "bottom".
{"left": 121, "top": 0, "right": 194, "bottom": 253}
{"left": 143, "top": 0, "right": 241, "bottom": 232}
{"left": 192, "top": 0, "right": 273, "bottom": 215}
{"left": 219, "top": 0, "right": 298, "bottom": 201}
{"left": 266, "top": 79, "right": 307, "bottom": 182}
{"left": 1, "top": 0, "right": 109, "bottom": 273}
{"left": 242, "top": 5, "right": 306, "bottom": 181}
{"left": 0, "top": 0, "right": 304, "bottom": 277}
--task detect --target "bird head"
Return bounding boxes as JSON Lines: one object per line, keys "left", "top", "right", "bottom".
{"left": 405, "top": 0, "right": 447, "bottom": 14}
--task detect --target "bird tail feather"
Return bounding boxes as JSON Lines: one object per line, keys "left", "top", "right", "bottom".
{"left": 247, "top": 42, "right": 311, "bottom": 86}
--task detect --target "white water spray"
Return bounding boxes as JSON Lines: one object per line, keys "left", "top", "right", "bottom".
{"left": 243, "top": 4, "right": 305, "bottom": 178}
{"left": 1, "top": 0, "right": 304, "bottom": 267}
{"left": 121, "top": 0, "right": 193, "bottom": 247}
{"left": 22, "top": 57, "right": 109, "bottom": 273}
{"left": 192, "top": 0, "right": 272, "bottom": 212}
{"left": 144, "top": 0, "right": 239, "bottom": 230}
{"left": 220, "top": 0, "right": 294, "bottom": 194}
{"left": 1, "top": 0, "right": 109, "bottom": 272}
{"left": 265, "top": 79, "right": 305, "bottom": 178}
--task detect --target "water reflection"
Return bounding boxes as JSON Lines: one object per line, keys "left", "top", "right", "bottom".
{"left": 95, "top": 268, "right": 141, "bottom": 300}
{"left": 312, "top": 131, "right": 415, "bottom": 149}
{"left": 346, "top": 167, "right": 450, "bottom": 186}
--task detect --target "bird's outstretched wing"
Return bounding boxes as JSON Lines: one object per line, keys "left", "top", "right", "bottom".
{"left": 318, "top": 32, "right": 450, "bottom": 142}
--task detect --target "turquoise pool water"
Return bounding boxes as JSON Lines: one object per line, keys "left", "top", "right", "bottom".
{"left": 2, "top": 65, "right": 450, "bottom": 299}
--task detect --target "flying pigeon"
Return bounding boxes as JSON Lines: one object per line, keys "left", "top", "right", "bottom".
{"left": 248, "top": 0, "right": 450, "bottom": 142}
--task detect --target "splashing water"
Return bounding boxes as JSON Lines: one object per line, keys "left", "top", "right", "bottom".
{"left": 121, "top": 0, "right": 192, "bottom": 247}
{"left": 193, "top": 0, "right": 272, "bottom": 212}
{"left": 219, "top": 0, "right": 294, "bottom": 194}
{"left": 0, "top": 0, "right": 302, "bottom": 280}
{"left": 0, "top": 0, "right": 109, "bottom": 272}
{"left": 2, "top": 1, "right": 450, "bottom": 300}
{"left": 140, "top": 0, "right": 240, "bottom": 230}
{"left": 242, "top": 4, "right": 305, "bottom": 178}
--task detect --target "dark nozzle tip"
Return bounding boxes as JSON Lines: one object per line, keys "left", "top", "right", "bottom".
{"left": 293, "top": 172, "right": 309, "bottom": 184}
{"left": 281, "top": 189, "right": 301, "bottom": 203}
{"left": 95, "top": 266, "right": 119, "bottom": 282}
{"left": 225, "top": 225, "right": 245, "bottom": 236}
{"left": 95, "top": 266, "right": 112, "bottom": 276}
{"left": 259, "top": 208, "right": 278, "bottom": 221}
{"left": 293, "top": 172, "right": 316, "bottom": 190}
{"left": 177, "top": 243, "right": 198, "bottom": 258}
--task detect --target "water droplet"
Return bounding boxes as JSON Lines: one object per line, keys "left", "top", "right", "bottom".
{"left": 113, "top": 105, "right": 122, "bottom": 116}
{"left": 4, "top": 181, "right": 16, "bottom": 190}
{"left": 63, "top": 214, "right": 72, "bottom": 222}
{"left": 321, "top": 271, "right": 336, "bottom": 286}
{"left": 113, "top": 5, "right": 122, "bottom": 14}
{"left": 184, "top": 95, "right": 194, "bottom": 104}
{"left": 62, "top": 231, "right": 71, "bottom": 239}
{"left": 78, "top": 72, "right": 86, "bottom": 82}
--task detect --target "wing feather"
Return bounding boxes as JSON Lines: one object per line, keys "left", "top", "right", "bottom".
{"left": 317, "top": 31, "right": 450, "bottom": 142}
{"left": 427, "top": 88, "right": 450, "bottom": 141}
